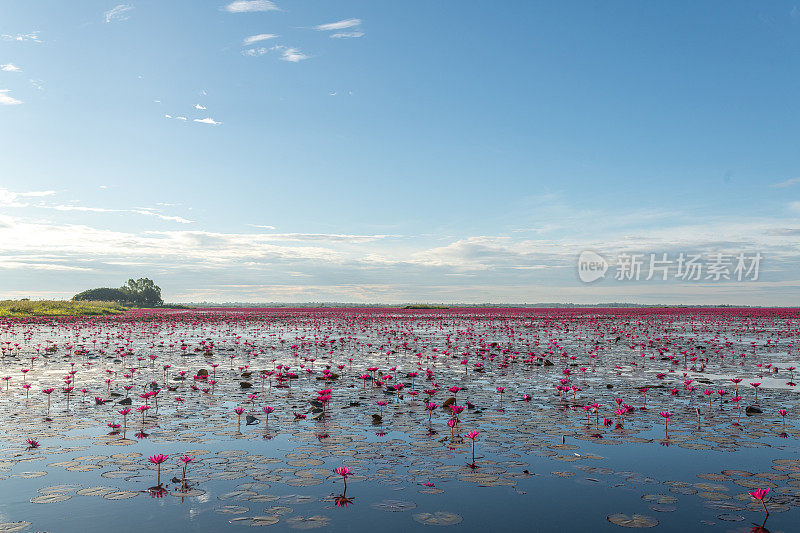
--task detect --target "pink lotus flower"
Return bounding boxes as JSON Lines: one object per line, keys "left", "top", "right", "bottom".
{"left": 148, "top": 453, "right": 168, "bottom": 486}
{"left": 148, "top": 453, "right": 168, "bottom": 465}
{"left": 334, "top": 466, "right": 352, "bottom": 477}
{"left": 425, "top": 402, "right": 438, "bottom": 422}
{"left": 334, "top": 466, "right": 353, "bottom": 491}
{"left": 179, "top": 455, "right": 194, "bottom": 481}
{"left": 262, "top": 405, "right": 274, "bottom": 425}
{"left": 749, "top": 487, "right": 770, "bottom": 515}
{"left": 464, "top": 430, "right": 480, "bottom": 466}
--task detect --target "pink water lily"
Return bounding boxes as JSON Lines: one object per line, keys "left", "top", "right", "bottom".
{"left": 334, "top": 466, "right": 353, "bottom": 492}
{"left": 749, "top": 487, "right": 770, "bottom": 516}
{"left": 148, "top": 454, "right": 169, "bottom": 486}
{"left": 464, "top": 430, "right": 480, "bottom": 466}
{"left": 180, "top": 455, "right": 194, "bottom": 482}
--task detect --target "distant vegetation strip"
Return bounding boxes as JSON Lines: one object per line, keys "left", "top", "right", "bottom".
{"left": 0, "top": 300, "right": 128, "bottom": 317}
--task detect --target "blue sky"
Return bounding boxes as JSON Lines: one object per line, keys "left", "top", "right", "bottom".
{"left": 1, "top": 1, "right": 800, "bottom": 304}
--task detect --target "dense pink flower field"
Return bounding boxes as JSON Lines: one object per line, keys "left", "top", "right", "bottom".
{"left": 0, "top": 306, "right": 798, "bottom": 532}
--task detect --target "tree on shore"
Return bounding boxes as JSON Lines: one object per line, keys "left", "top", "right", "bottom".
{"left": 120, "top": 278, "right": 163, "bottom": 306}
{"left": 73, "top": 278, "right": 163, "bottom": 307}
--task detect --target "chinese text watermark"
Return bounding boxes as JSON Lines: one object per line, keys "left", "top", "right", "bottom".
{"left": 577, "top": 251, "right": 762, "bottom": 283}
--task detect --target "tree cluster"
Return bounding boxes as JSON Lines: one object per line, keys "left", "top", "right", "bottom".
{"left": 73, "top": 278, "right": 163, "bottom": 307}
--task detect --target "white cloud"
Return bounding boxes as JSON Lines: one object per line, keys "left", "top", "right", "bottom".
{"left": 242, "top": 43, "right": 309, "bottom": 62}
{"left": 0, "top": 188, "right": 56, "bottom": 207}
{"left": 105, "top": 4, "right": 134, "bottom": 23}
{"left": 47, "top": 205, "right": 118, "bottom": 213}
{"left": 242, "top": 47, "right": 269, "bottom": 57}
{"left": 243, "top": 33, "right": 277, "bottom": 45}
{"left": 279, "top": 47, "right": 309, "bottom": 62}
{"left": 28, "top": 200, "right": 194, "bottom": 223}
{"left": 0, "top": 63, "right": 21, "bottom": 72}
{"left": 194, "top": 117, "right": 221, "bottom": 125}
{"left": 1, "top": 32, "right": 41, "bottom": 43}
{"left": 194, "top": 103, "right": 206, "bottom": 110}
{"left": 0, "top": 89, "right": 22, "bottom": 105}
{"left": 224, "top": 1, "right": 279, "bottom": 13}
{"left": 165, "top": 114, "right": 188, "bottom": 120}
{"left": 131, "top": 210, "right": 193, "bottom": 223}
{"left": 0, "top": 260, "right": 91, "bottom": 272}
{"left": 248, "top": 233, "right": 394, "bottom": 243}
{"left": 19, "top": 190, "right": 56, "bottom": 198}
{"left": 789, "top": 201, "right": 800, "bottom": 213}
{"left": 314, "top": 19, "right": 361, "bottom": 31}
{"left": 772, "top": 177, "right": 800, "bottom": 188}
{"left": 330, "top": 31, "right": 364, "bottom": 39}
{"left": 248, "top": 224, "right": 277, "bottom": 230}
{"left": 0, "top": 220, "right": 350, "bottom": 266}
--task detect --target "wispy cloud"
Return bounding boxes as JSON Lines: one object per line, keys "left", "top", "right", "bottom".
{"left": 194, "top": 104, "right": 206, "bottom": 110}
{"left": 39, "top": 203, "right": 194, "bottom": 223}
{"left": 224, "top": 1, "right": 279, "bottom": 13}
{"left": 1, "top": 189, "right": 193, "bottom": 224}
{"left": 1, "top": 32, "right": 41, "bottom": 43}
{"left": 248, "top": 224, "right": 277, "bottom": 230}
{"left": 250, "top": 233, "right": 395, "bottom": 243}
{"left": 0, "top": 90, "right": 22, "bottom": 105}
{"left": 0, "top": 259, "right": 91, "bottom": 272}
{"left": 331, "top": 31, "right": 364, "bottom": 39}
{"left": 105, "top": 4, "right": 134, "bottom": 23}
{"left": 772, "top": 177, "right": 800, "bottom": 188}
{"left": 165, "top": 114, "right": 188, "bottom": 120}
{"left": 0, "top": 188, "right": 56, "bottom": 207}
{"left": 270, "top": 46, "right": 309, "bottom": 62}
{"left": 194, "top": 117, "right": 222, "bottom": 125}
{"left": 314, "top": 19, "right": 361, "bottom": 31}
{"left": 2, "top": 201, "right": 800, "bottom": 303}
{"left": 243, "top": 33, "right": 277, "bottom": 45}
{"left": 0, "top": 64, "right": 21, "bottom": 72}
{"left": 242, "top": 47, "right": 269, "bottom": 57}
{"left": 132, "top": 209, "right": 194, "bottom": 223}
{"left": 282, "top": 48, "right": 309, "bottom": 62}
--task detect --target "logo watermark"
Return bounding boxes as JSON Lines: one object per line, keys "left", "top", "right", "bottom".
{"left": 577, "top": 251, "right": 609, "bottom": 283}
{"left": 577, "top": 252, "right": 762, "bottom": 283}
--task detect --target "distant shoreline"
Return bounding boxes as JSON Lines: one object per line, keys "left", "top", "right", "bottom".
{"left": 159, "top": 302, "right": 784, "bottom": 309}
{"left": 2, "top": 299, "right": 797, "bottom": 318}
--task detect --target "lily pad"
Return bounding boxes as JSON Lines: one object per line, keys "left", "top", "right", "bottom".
{"left": 412, "top": 511, "right": 463, "bottom": 526}
{"left": 606, "top": 513, "right": 659, "bottom": 528}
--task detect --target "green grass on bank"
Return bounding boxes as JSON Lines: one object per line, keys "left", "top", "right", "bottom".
{"left": 0, "top": 300, "right": 129, "bottom": 317}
